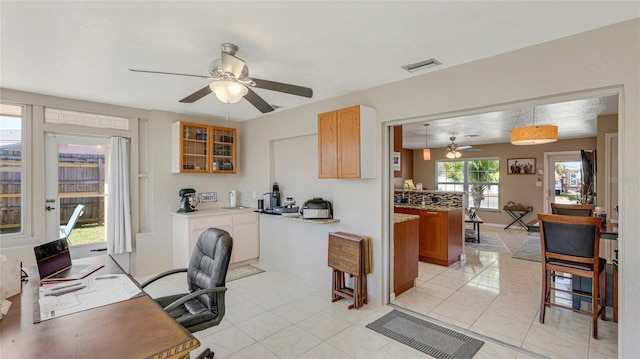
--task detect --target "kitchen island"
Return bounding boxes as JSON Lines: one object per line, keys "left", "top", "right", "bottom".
{"left": 394, "top": 204, "right": 463, "bottom": 266}
{"left": 393, "top": 213, "right": 419, "bottom": 296}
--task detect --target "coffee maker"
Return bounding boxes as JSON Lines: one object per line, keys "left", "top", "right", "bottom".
{"left": 177, "top": 188, "right": 198, "bottom": 213}
{"left": 270, "top": 182, "right": 280, "bottom": 210}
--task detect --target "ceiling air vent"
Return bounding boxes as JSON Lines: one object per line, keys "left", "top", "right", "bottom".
{"left": 401, "top": 58, "right": 442, "bottom": 73}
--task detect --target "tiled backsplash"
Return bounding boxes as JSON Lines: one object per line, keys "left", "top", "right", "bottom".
{"left": 393, "top": 190, "right": 464, "bottom": 207}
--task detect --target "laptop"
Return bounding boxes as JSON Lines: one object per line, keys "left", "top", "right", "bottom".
{"left": 34, "top": 239, "right": 103, "bottom": 281}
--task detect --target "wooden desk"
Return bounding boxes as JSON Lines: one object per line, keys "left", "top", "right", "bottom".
{"left": 1, "top": 255, "right": 199, "bottom": 359}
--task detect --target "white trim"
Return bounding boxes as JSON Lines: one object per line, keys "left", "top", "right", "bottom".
{"left": 605, "top": 133, "right": 618, "bottom": 219}
{"left": 0, "top": 103, "right": 32, "bottom": 245}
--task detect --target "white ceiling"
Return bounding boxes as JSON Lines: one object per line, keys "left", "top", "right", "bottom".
{"left": 401, "top": 95, "right": 619, "bottom": 149}
{"left": 1, "top": 1, "right": 636, "bottom": 140}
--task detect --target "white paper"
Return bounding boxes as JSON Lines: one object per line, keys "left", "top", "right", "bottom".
{"left": 38, "top": 274, "right": 141, "bottom": 321}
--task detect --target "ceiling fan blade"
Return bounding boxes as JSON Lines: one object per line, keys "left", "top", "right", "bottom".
{"left": 458, "top": 145, "right": 473, "bottom": 150}
{"left": 462, "top": 148, "right": 482, "bottom": 151}
{"left": 179, "top": 85, "right": 213, "bottom": 103}
{"left": 244, "top": 87, "right": 275, "bottom": 113}
{"left": 129, "top": 68, "right": 209, "bottom": 79}
{"left": 252, "top": 78, "right": 313, "bottom": 98}
{"left": 221, "top": 52, "right": 246, "bottom": 78}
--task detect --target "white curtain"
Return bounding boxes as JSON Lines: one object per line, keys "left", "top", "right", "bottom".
{"left": 107, "top": 136, "right": 132, "bottom": 254}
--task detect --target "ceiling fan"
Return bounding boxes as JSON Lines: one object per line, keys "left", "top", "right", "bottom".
{"left": 129, "top": 43, "right": 313, "bottom": 113}
{"left": 445, "top": 136, "right": 481, "bottom": 158}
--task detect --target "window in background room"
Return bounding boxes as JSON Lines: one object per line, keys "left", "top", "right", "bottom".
{"left": 436, "top": 158, "right": 500, "bottom": 210}
{"left": 0, "top": 104, "right": 24, "bottom": 235}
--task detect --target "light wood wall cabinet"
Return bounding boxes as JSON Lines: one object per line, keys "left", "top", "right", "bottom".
{"left": 317, "top": 105, "right": 376, "bottom": 179}
{"left": 172, "top": 210, "right": 259, "bottom": 268}
{"left": 394, "top": 208, "right": 463, "bottom": 266}
{"left": 171, "top": 121, "right": 236, "bottom": 174}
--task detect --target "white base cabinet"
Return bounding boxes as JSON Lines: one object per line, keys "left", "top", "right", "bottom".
{"left": 171, "top": 209, "right": 259, "bottom": 268}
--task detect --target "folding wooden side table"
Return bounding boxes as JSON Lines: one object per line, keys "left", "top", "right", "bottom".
{"left": 328, "top": 232, "right": 368, "bottom": 309}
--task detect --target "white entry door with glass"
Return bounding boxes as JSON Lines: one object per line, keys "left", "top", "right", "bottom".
{"left": 45, "top": 134, "right": 110, "bottom": 257}
{"left": 544, "top": 151, "right": 581, "bottom": 213}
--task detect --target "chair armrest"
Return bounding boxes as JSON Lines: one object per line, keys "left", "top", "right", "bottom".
{"left": 140, "top": 268, "right": 188, "bottom": 288}
{"left": 164, "top": 286, "right": 227, "bottom": 312}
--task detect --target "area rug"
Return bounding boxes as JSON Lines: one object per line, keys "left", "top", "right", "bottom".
{"left": 226, "top": 264, "right": 265, "bottom": 282}
{"left": 465, "top": 232, "right": 510, "bottom": 253}
{"left": 366, "top": 310, "right": 484, "bottom": 359}
{"left": 512, "top": 237, "right": 541, "bottom": 262}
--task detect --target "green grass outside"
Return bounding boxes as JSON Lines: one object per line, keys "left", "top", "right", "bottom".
{"left": 68, "top": 223, "right": 105, "bottom": 245}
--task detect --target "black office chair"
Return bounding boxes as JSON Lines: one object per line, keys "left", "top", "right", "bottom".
{"left": 538, "top": 213, "right": 606, "bottom": 339}
{"left": 141, "top": 228, "right": 233, "bottom": 358}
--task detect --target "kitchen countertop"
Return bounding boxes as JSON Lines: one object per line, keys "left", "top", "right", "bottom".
{"left": 169, "top": 207, "right": 256, "bottom": 217}
{"left": 258, "top": 212, "right": 340, "bottom": 224}
{"left": 394, "top": 203, "right": 463, "bottom": 212}
{"left": 394, "top": 213, "right": 420, "bottom": 224}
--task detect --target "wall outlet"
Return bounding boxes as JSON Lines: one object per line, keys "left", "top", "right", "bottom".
{"left": 199, "top": 192, "right": 217, "bottom": 202}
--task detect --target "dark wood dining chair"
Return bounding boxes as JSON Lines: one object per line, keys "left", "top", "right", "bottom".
{"left": 550, "top": 203, "right": 595, "bottom": 217}
{"left": 549, "top": 203, "right": 596, "bottom": 283}
{"left": 538, "top": 213, "right": 606, "bottom": 339}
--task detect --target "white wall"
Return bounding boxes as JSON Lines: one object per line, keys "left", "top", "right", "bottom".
{"left": 138, "top": 110, "right": 242, "bottom": 276}
{"left": 239, "top": 19, "right": 640, "bottom": 356}
{"left": 240, "top": 105, "right": 384, "bottom": 303}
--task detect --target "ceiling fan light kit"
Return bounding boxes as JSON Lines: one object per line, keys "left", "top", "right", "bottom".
{"left": 209, "top": 80, "right": 248, "bottom": 104}
{"left": 510, "top": 106, "right": 558, "bottom": 145}
{"left": 444, "top": 136, "right": 470, "bottom": 159}
{"left": 129, "top": 42, "right": 313, "bottom": 113}
{"left": 446, "top": 150, "right": 462, "bottom": 159}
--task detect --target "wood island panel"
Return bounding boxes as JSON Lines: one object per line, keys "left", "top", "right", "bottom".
{"left": 393, "top": 215, "right": 419, "bottom": 296}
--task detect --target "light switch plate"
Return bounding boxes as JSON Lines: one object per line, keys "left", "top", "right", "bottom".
{"left": 199, "top": 192, "right": 217, "bottom": 202}
{"left": 536, "top": 181, "right": 542, "bottom": 187}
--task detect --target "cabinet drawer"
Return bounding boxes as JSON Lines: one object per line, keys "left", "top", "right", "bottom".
{"left": 192, "top": 215, "right": 232, "bottom": 230}
{"left": 233, "top": 212, "right": 258, "bottom": 224}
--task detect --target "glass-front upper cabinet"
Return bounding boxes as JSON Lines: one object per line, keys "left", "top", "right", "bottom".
{"left": 211, "top": 126, "right": 236, "bottom": 173}
{"left": 171, "top": 121, "right": 236, "bottom": 174}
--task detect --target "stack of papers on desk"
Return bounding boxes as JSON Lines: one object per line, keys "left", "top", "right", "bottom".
{"left": 38, "top": 274, "right": 141, "bottom": 321}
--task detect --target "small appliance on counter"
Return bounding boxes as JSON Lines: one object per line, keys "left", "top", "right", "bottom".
{"left": 177, "top": 188, "right": 198, "bottom": 213}
{"left": 301, "top": 197, "right": 333, "bottom": 219}
{"left": 269, "top": 182, "right": 280, "bottom": 210}
{"left": 273, "top": 196, "right": 299, "bottom": 214}
{"left": 229, "top": 190, "right": 237, "bottom": 208}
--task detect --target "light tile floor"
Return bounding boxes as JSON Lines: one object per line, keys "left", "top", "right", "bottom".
{"left": 138, "top": 226, "right": 617, "bottom": 358}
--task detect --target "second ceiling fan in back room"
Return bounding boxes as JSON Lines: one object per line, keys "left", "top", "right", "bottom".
{"left": 129, "top": 43, "right": 313, "bottom": 113}
{"left": 444, "top": 136, "right": 480, "bottom": 159}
